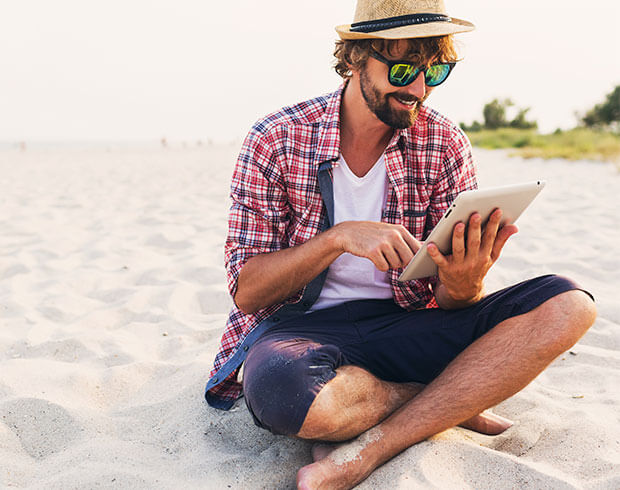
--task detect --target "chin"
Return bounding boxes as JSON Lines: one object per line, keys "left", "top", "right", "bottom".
{"left": 387, "top": 110, "right": 420, "bottom": 129}
{"left": 385, "top": 99, "right": 421, "bottom": 128}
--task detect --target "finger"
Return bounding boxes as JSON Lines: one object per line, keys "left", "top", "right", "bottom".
{"left": 427, "top": 243, "right": 449, "bottom": 268}
{"left": 398, "top": 226, "right": 422, "bottom": 254}
{"left": 381, "top": 244, "right": 403, "bottom": 270}
{"left": 490, "top": 224, "right": 519, "bottom": 262}
{"left": 481, "top": 208, "right": 502, "bottom": 256}
{"left": 370, "top": 251, "right": 390, "bottom": 272}
{"left": 466, "top": 213, "right": 482, "bottom": 255}
{"left": 393, "top": 237, "right": 415, "bottom": 267}
{"left": 451, "top": 222, "right": 466, "bottom": 261}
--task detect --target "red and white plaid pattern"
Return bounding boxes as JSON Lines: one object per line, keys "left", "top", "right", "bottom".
{"left": 207, "top": 85, "right": 477, "bottom": 406}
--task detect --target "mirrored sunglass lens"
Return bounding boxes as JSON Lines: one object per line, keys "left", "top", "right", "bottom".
{"left": 390, "top": 64, "right": 417, "bottom": 86}
{"left": 425, "top": 64, "right": 450, "bottom": 86}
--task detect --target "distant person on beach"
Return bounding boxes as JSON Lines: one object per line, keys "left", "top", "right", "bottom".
{"left": 205, "top": 1, "right": 597, "bottom": 488}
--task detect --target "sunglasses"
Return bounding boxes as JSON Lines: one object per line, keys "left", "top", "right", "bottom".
{"left": 368, "top": 50, "right": 456, "bottom": 88}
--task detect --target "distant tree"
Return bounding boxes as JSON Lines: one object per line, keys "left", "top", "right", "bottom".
{"left": 483, "top": 98, "right": 512, "bottom": 129}
{"left": 582, "top": 85, "right": 620, "bottom": 130}
{"left": 509, "top": 108, "right": 538, "bottom": 130}
{"left": 460, "top": 120, "right": 483, "bottom": 132}
{"left": 461, "top": 98, "right": 537, "bottom": 131}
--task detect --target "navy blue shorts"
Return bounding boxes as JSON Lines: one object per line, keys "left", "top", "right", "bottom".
{"left": 242, "top": 274, "right": 592, "bottom": 435}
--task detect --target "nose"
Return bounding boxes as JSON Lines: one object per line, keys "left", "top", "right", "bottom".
{"left": 404, "top": 71, "right": 426, "bottom": 99}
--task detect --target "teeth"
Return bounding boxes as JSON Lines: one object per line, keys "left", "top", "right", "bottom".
{"left": 395, "top": 97, "right": 416, "bottom": 106}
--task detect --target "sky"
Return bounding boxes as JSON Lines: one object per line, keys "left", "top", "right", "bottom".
{"left": 1, "top": 0, "right": 620, "bottom": 143}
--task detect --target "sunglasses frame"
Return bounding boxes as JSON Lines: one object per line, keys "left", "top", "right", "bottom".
{"left": 368, "top": 50, "right": 456, "bottom": 88}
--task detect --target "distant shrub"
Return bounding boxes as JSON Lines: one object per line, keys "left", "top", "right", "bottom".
{"left": 466, "top": 127, "right": 620, "bottom": 162}
{"left": 461, "top": 98, "right": 537, "bottom": 131}
{"left": 483, "top": 98, "right": 511, "bottom": 129}
{"left": 460, "top": 120, "right": 482, "bottom": 132}
{"left": 509, "top": 108, "right": 538, "bottom": 130}
{"left": 581, "top": 85, "right": 620, "bottom": 131}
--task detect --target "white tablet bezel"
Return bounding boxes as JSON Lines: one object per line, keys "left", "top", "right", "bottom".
{"left": 398, "top": 181, "right": 546, "bottom": 282}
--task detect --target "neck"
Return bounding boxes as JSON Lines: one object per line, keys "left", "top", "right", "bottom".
{"left": 340, "top": 78, "right": 393, "bottom": 156}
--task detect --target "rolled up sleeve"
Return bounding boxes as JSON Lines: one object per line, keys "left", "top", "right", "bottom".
{"left": 225, "top": 126, "right": 290, "bottom": 299}
{"left": 424, "top": 126, "right": 477, "bottom": 290}
{"left": 424, "top": 126, "right": 478, "bottom": 237}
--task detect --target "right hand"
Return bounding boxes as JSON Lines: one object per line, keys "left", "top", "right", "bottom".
{"left": 333, "top": 221, "right": 422, "bottom": 272}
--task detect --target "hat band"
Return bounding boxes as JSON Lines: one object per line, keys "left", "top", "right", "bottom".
{"left": 350, "top": 13, "right": 451, "bottom": 33}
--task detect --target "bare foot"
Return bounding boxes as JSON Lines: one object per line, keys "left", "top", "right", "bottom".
{"left": 298, "top": 443, "right": 374, "bottom": 490}
{"left": 297, "top": 461, "right": 335, "bottom": 490}
{"left": 309, "top": 411, "right": 512, "bottom": 463}
{"left": 299, "top": 412, "right": 513, "bottom": 489}
{"left": 459, "top": 411, "right": 513, "bottom": 435}
{"left": 311, "top": 443, "right": 336, "bottom": 462}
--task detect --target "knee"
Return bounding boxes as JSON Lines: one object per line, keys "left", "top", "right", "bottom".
{"left": 297, "top": 365, "right": 385, "bottom": 441}
{"left": 538, "top": 289, "right": 596, "bottom": 353}
{"left": 296, "top": 367, "right": 358, "bottom": 440}
{"left": 242, "top": 339, "right": 340, "bottom": 436}
{"left": 296, "top": 378, "right": 347, "bottom": 440}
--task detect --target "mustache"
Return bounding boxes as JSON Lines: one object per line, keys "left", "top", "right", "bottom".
{"left": 389, "top": 93, "right": 422, "bottom": 104}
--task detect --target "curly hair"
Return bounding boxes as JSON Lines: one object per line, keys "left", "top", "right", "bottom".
{"left": 333, "top": 36, "right": 458, "bottom": 80}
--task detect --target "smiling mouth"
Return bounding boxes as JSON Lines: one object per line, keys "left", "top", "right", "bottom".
{"left": 393, "top": 95, "right": 418, "bottom": 107}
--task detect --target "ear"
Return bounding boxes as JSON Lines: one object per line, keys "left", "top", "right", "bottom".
{"left": 348, "top": 56, "right": 369, "bottom": 80}
{"left": 348, "top": 66, "right": 363, "bottom": 88}
{"left": 349, "top": 64, "right": 361, "bottom": 79}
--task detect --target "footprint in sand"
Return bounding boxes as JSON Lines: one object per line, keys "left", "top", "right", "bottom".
{"left": 135, "top": 270, "right": 174, "bottom": 286}
{"left": 180, "top": 266, "right": 225, "bottom": 285}
{"left": 0, "top": 263, "right": 30, "bottom": 279}
{"left": 0, "top": 299, "right": 26, "bottom": 318}
{"left": 29, "top": 339, "right": 95, "bottom": 363}
{"left": 488, "top": 421, "right": 546, "bottom": 457}
{"left": 197, "top": 289, "right": 232, "bottom": 315}
{"left": 88, "top": 288, "right": 135, "bottom": 304}
{"left": 36, "top": 305, "right": 69, "bottom": 323}
{"left": 145, "top": 233, "right": 192, "bottom": 251}
{"left": 0, "top": 398, "right": 83, "bottom": 459}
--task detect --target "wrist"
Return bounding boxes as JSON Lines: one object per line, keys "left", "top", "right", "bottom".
{"left": 436, "top": 281, "right": 484, "bottom": 309}
{"left": 326, "top": 222, "right": 347, "bottom": 254}
{"left": 459, "top": 288, "right": 484, "bottom": 305}
{"left": 449, "top": 286, "right": 483, "bottom": 302}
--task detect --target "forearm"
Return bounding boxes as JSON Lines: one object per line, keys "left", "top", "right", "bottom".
{"left": 433, "top": 279, "right": 484, "bottom": 310}
{"left": 234, "top": 227, "right": 343, "bottom": 314}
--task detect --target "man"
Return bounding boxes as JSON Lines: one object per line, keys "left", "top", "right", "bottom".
{"left": 205, "top": 1, "right": 597, "bottom": 488}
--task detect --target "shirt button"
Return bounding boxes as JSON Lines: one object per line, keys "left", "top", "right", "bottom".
{"left": 213, "top": 377, "right": 218, "bottom": 383}
{"left": 273, "top": 316, "right": 280, "bottom": 322}
{"left": 243, "top": 346, "right": 249, "bottom": 352}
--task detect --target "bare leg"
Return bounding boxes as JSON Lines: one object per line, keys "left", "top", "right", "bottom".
{"left": 296, "top": 290, "right": 596, "bottom": 489}
{"left": 307, "top": 376, "right": 511, "bottom": 464}
{"left": 300, "top": 369, "right": 511, "bottom": 445}
{"left": 297, "top": 366, "right": 422, "bottom": 441}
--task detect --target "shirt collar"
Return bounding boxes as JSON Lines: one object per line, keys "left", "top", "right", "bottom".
{"left": 312, "top": 85, "right": 345, "bottom": 167}
{"left": 313, "top": 83, "right": 422, "bottom": 165}
{"left": 388, "top": 115, "right": 419, "bottom": 149}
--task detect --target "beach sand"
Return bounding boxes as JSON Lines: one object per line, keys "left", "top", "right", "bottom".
{"left": 0, "top": 145, "right": 618, "bottom": 489}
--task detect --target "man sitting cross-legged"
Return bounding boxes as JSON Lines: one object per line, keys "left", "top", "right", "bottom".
{"left": 204, "top": 1, "right": 597, "bottom": 488}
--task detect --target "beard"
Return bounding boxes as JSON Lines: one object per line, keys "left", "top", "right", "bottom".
{"left": 359, "top": 68, "right": 428, "bottom": 129}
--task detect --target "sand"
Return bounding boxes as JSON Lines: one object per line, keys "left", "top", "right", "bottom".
{"left": 0, "top": 144, "right": 618, "bottom": 489}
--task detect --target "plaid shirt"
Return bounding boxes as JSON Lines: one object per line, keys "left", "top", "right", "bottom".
{"left": 205, "top": 85, "right": 477, "bottom": 409}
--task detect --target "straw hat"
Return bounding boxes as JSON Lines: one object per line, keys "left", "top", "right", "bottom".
{"left": 336, "top": 0, "right": 474, "bottom": 40}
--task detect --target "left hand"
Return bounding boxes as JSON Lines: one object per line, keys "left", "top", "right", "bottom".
{"left": 427, "top": 209, "right": 518, "bottom": 302}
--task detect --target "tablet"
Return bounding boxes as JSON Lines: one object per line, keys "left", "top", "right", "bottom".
{"left": 398, "top": 181, "right": 546, "bottom": 282}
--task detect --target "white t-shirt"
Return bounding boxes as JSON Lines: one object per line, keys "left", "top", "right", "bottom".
{"left": 310, "top": 154, "right": 392, "bottom": 311}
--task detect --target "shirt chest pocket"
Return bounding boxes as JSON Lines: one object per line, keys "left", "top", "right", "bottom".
{"left": 402, "top": 207, "right": 428, "bottom": 241}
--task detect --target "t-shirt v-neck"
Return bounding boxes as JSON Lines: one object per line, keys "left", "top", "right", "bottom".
{"left": 310, "top": 153, "right": 392, "bottom": 311}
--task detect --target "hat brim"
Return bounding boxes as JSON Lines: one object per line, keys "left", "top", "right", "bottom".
{"left": 335, "top": 17, "right": 475, "bottom": 40}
